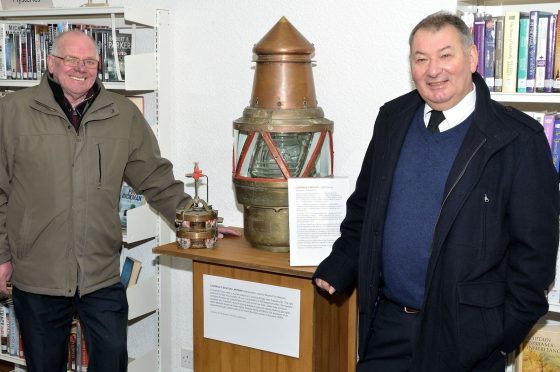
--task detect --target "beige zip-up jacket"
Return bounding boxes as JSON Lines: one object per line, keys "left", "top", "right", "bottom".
{"left": 0, "top": 76, "right": 190, "bottom": 297}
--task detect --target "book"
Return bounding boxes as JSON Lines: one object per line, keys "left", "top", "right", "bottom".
{"left": 516, "top": 13, "right": 530, "bottom": 92}
{"left": 493, "top": 16, "right": 505, "bottom": 92}
{"left": 543, "top": 112, "right": 555, "bottom": 151}
{"left": 554, "top": 9, "right": 560, "bottom": 92}
{"left": 552, "top": 115, "right": 560, "bottom": 172}
{"left": 0, "top": 23, "right": 7, "bottom": 80}
{"left": 502, "top": 11, "right": 520, "bottom": 93}
{"left": 535, "top": 13, "right": 551, "bottom": 92}
{"left": 544, "top": 15, "right": 557, "bottom": 92}
{"left": 516, "top": 323, "right": 560, "bottom": 371}
{"left": 126, "top": 96, "right": 144, "bottom": 115}
{"left": 473, "top": 16, "right": 486, "bottom": 78}
{"left": 527, "top": 11, "right": 541, "bottom": 92}
{"left": 68, "top": 319, "right": 77, "bottom": 371}
{"left": 79, "top": 320, "right": 89, "bottom": 371}
{"left": 118, "top": 183, "right": 145, "bottom": 229}
{"left": 108, "top": 30, "right": 131, "bottom": 81}
{"left": 0, "top": 306, "right": 7, "bottom": 354}
{"left": 484, "top": 18, "right": 496, "bottom": 91}
{"left": 120, "top": 256, "right": 142, "bottom": 288}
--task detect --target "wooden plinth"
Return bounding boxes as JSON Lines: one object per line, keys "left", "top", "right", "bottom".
{"left": 154, "top": 230, "right": 357, "bottom": 372}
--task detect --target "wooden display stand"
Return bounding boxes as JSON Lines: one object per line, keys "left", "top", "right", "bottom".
{"left": 153, "top": 230, "right": 357, "bottom": 372}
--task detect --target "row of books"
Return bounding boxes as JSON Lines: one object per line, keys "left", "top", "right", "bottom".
{"left": 461, "top": 10, "right": 560, "bottom": 93}
{"left": 0, "top": 21, "right": 131, "bottom": 82}
{"left": 0, "top": 300, "right": 21, "bottom": 361}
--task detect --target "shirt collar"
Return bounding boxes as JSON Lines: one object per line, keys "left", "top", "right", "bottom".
{"left": 423, "top": 83, "right": 476, "bottom": 132}
{"left": 47, "top": 73, "right": 100, "bottom": 113}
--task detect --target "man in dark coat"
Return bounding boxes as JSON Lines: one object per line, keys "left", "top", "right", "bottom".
{"left": 314, "top": 11, "right": 559, "bottom": 372}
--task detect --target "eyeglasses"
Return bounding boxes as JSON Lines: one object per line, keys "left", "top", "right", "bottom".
{"left": 51, "top": 55, "right": 99, "bottom": 69}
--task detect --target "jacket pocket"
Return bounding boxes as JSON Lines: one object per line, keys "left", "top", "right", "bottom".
{"left": 456, "top": 281, "right": 505, "bottom": 370}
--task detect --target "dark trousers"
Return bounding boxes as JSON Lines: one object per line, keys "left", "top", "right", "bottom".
{"left": 357, "top": 297, "right": 421, "bottom": 372}
{"left": 12, "top": 282, "right": 128, "bottom": 372}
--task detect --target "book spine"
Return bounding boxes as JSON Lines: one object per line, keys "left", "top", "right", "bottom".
{"left": 502, "top": 11, "right": 520, "bottom": 93}
{"left": 0, "top": 305, "right": 6, "bottom": 354}
{"left": 545, "top": 15, "right": 557, "bottom": 92}
{"left": 494, "top": 16, "right": 505, "bottom": 92}
{"left": 535, "top": 14, "right": 550, "bottom": 92}
{"left": 0, "top": 24, "right": 6, "bottom": 80}
{"left": 20, "top": 26, "right": 27, "bottom": 80}
{"left": 8, "top": 303, "right": 17, "bottom": 357}
{"left": 484, "top": 18, "right": 496, "bottom": 91}
{"left": 474, "top": 17, "right": 486, "bottom": 78}
{"left": 543, "top": 113, "right": 556, "bottom": 150}
{"left": 552, "top": 115, "right": 560, "bottom": 172}
{"left": 527, "top": 11, "right": 539, "bottom": 92}
{"left": 517, "top": 14, "right": 530, "bottom": 92}
{"left": 554, "top": 10, "right": 560, "bottom": 92}
{"left": 76, "top": 320, "right": 82, "bottom": 371}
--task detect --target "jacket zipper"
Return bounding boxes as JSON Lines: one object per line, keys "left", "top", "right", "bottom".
{"left": 432, "top": 137, "right": 487, "bottom": 249}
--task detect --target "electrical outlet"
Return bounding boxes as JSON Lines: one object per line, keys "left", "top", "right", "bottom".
{"left": 181, "top": 348, "right": 194, "bottom": 369}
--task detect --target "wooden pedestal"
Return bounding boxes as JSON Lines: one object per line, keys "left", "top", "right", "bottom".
{"left": 154, "top": 230, "right": 357, "bottom": 372}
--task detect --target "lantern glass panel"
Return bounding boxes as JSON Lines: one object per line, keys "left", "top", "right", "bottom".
{"left": 248, "top": 132, "right": 312, "bottom": 178}
{"left": 310, "top": 132, "right": 332, "bottom": 177}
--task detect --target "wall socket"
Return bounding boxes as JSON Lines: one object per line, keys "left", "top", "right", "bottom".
{"left": 181, "top": 348, "right": 194, "bottom": 369}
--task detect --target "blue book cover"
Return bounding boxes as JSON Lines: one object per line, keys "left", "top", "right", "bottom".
{"left": 120, "top": 257, "right": 133, "bottom": 287}
{"left": 484, "top": 18, "right": 496, "bottom": 91}
{"left": 552, "top": 115, "right": 560, "bottom": 172}
{"left": 517, "top": 13, "right": 530, "bottom": 92}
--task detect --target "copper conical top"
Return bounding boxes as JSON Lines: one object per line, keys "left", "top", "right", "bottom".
{"left": 253, "top": 16, "right": 315, "bottom": 60}
{"left": 250, "top": 17, "right": 318, "bottom": 109}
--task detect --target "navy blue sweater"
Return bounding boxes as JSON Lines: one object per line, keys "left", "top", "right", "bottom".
{"left": 382, "top": 107, "right": 472, "bottom": 309}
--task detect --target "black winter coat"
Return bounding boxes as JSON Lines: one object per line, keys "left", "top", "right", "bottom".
{"left": 314, "top": 73, "right": 559, "bottom": 371}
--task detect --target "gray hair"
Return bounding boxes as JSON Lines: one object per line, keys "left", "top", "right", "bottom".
{"left": 51, "top": 30, "right": 99, "bottom": 56}
{"left": 409, "top": 11, "right": 473, "bottom": 51}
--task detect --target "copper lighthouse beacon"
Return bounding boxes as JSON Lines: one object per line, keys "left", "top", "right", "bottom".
{"left": 232, "top": 17, "right": 334, "bottom": 252}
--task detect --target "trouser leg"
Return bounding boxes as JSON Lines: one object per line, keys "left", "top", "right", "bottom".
{"left": 357, "top": 298, "right": 421, "bottom": 372}
{"left": 12, "top": 286, "right": 74, "bottom": 372}
{"left": 76, "top": 282, "right": 128, "bottom": 372}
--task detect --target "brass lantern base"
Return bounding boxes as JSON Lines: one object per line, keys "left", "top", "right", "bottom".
{"left": 243, "top": 205, "right": 289, "bottom": 252}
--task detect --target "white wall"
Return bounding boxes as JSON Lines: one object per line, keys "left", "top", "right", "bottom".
{"left": 161, "top": 1, "right": 459, "bottom": 371}
{"left": 57, "top": 0, "right": 457, "bottom": 370}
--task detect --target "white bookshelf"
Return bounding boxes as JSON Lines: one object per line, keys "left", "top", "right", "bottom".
{"left": 0, "top": 5, "right": 170, "bottom": 371}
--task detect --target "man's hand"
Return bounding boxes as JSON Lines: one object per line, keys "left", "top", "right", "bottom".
{"left": 314, "top": 278, "right": 336, "bottom": 295}
{"left": 0, "top": 261, "right": 13, "bottom": 295}
{"left": 217, "top": 226, "right": 241, "bottom": 238}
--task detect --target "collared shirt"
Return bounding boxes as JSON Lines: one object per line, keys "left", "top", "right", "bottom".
{"left": 47, "top": 74, "right": 101, "bottom": 132}
{"left": 423, "top": 83, "right": 476, "bottom": 132}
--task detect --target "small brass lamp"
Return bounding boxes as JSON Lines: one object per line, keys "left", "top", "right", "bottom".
{"left": 176, "top": 163, "right": 221, "bottom": 249}
{"left": 232, "top": 17, "right": 334, "bottom": 252}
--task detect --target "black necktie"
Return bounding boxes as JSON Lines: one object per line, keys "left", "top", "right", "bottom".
{"left": 427, "top": 110, "right": 444, "bottom": 133}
